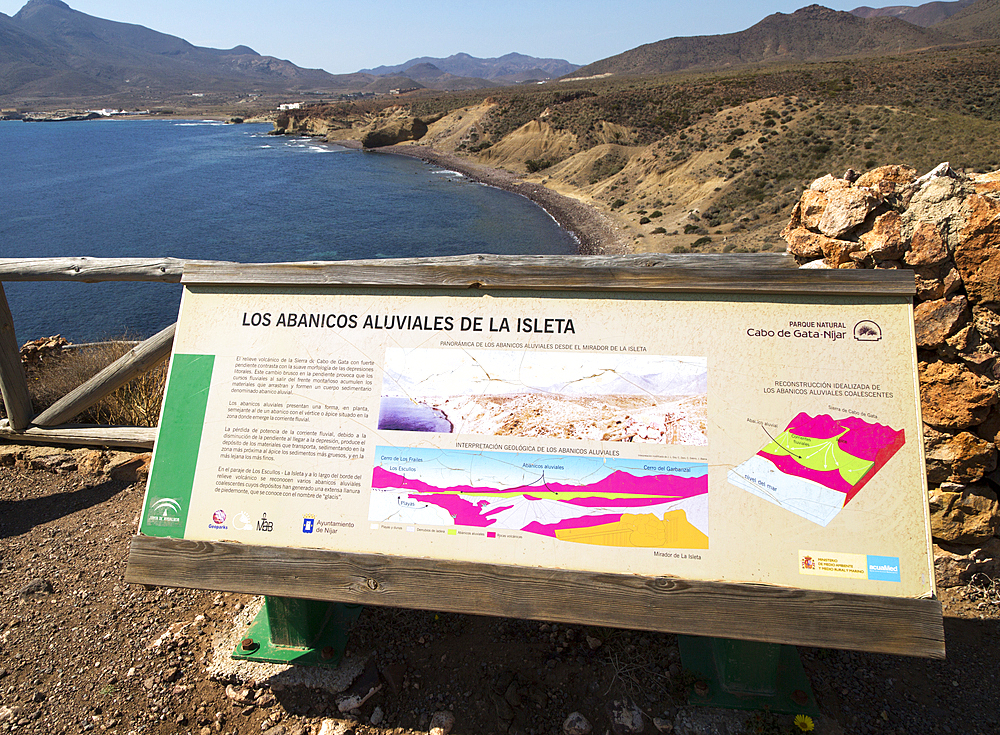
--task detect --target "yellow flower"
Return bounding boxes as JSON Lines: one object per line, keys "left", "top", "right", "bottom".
{"left": 794, "top": 714, "right": 815, "bottom": 732}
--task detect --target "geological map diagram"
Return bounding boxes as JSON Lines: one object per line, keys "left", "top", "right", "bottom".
{"left": 370, "top": 447, "right": 709, "bottom": 548}
{"left": 727, "top": 413, "right": 905, "bottom": 526}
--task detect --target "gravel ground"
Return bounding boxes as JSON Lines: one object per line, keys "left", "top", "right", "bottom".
{"left": 1, "top": 446, "right": 998, "bottom": 735}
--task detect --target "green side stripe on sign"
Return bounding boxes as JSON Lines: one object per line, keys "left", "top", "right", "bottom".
{"left": 140, "top": 354, "right": 215, "bottom": 538}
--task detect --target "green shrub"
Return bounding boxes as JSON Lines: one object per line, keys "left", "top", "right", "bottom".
{"left": 692, "top": 236, "right": 713, "bottom": 246}
{"left": 728, "top": 148, "right": 744, "bottom": 159}
{"left": 589, "top": 151, "right": 627, "bottom": 183}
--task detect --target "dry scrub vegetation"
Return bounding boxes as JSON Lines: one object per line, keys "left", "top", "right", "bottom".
{"left": 14, "top": 337, "right": 166, "bottom": 426}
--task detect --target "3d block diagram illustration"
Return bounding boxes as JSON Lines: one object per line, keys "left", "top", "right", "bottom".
{"left": 728, "top": 413, "right": 905, "bottom": 526}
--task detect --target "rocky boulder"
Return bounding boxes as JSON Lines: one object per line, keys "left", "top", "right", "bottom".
{"left": 928, "top": 484, "right": 1000, "bottom": 544}
{"left": 924, "top": 428, "right": 997, "bottom": 484}
{"left": 854, "top": 164, "right": 916, "bottom": 194}
{"left": 360, "top": 116, "right": 428, "bottom": 148}
{"left": 904, "top": 222, "right": 949, "bottom": 267}
{"left": 913, "top": 296, "right": 970, "bottom": 349}
{"left": 954, "top": 194, "right": 1000, "bottom": 304}
{"left": 817, "top": 188, "right": 880, "bottom": 239}
{"left": 858, "top": 210, "right": 904, "bottom": 260}
{"left": 919, "top": 359, "right": 997, "bottom": 431}
{"left": 971, "top": 170, "right": 1000, "bottom": 195}
{"left": 934, "top": 538, "right": 1000, "bottom": 587}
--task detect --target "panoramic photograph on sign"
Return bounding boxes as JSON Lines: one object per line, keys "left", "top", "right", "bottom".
{"left": 139, "top": 283, "right": 932, "bottom": 598}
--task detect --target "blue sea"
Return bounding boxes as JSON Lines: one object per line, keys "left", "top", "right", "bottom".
{"left": 0, "top": 119, "right": 576, "bottom": 343}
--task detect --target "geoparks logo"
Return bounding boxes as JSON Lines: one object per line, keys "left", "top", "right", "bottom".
{"left": 146, "top": 497, "right": 183, "bottom": 527}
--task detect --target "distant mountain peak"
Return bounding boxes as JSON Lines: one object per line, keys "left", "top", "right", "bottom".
{"left": 359, "top": 52, "right": 580, "bottom": 82}
{"left": 566, "top": 3, "right": 960, "bottom": 79}
{"left": 794, "top": 3, "right": 840, "bottom": 13}
{"left": 2, "top": 0, "right": 354, "bottom": 101}
{"left": 21, "top": 0, "right": 71, "bottom": 9}
{"left": 849, "top": 0, "right": 976, "bottom": 27}
{"left": 15, "top": 0, "right": 71, "bottom": 18}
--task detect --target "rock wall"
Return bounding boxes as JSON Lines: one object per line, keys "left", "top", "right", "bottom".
{"left": 782, "top": 163, "right": 1000, "bottom": 587}
{"left": 272, "top": 106, "right": 431, "bottom": 148}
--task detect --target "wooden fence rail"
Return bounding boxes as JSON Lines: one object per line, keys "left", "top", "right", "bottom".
{"left": 0, "top": 253, "right": 797, "bottom": 449}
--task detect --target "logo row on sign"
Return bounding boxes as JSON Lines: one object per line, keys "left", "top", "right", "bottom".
{"left": 207, "top": 509, "right": 274, "bottom": 533}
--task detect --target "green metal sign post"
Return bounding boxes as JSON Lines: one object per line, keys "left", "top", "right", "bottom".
{"left": 231, "top": 596, "right": 363, "bottom": 667}
{"left": 678, "top": 635, "right": 819, "bottom": 715}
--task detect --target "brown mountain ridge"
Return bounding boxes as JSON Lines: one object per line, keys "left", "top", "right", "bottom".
{"left": 565, "top": 3, "right": 975, "bottom": 79}
{"left": 0, "top": 0, "right": 580, "bottom": 106}
{"left": 933, "top": 0, "right": 1000, "bottom": 38}
{"left": 849, "top": 0, "right": 975, "bottom": 27}
{"left": 1, "top": 0, "right": 352, "bottom": 100}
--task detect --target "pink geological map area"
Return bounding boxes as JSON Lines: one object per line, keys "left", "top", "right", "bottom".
{"left": 370, "top": 467, "right": 707, "bottom": 537}
{"left": 759, "top": 413, "right": 905, "bottom": 502}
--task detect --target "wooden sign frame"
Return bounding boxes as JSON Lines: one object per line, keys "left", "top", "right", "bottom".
{"left": 126, "top": 259, "right": 944, "bottom": 658}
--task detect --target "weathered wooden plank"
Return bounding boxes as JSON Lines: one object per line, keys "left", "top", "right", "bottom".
{"left": 323, "top": 253, "right": 798, "bottom": 269}
{"left": 183, "top": 261, "right": 915, "bottom": 295}
{"left": 126, "top": 537, "right": 945, "bottom": 658}
{"left": 0, "top": 257, "right": 212, "bottom": 282}
{"left": 287, "top": 253, "right": 797, "bottom": 269}
{"left": 0, "top": 421, "right": 155, "bottom": 448}
{"left": 0, "top": 253, "right": 795, "bottom": 283}
{"left": 32, "top": 324, "right": 175, "bottom": 428}
{"left": 0, "top": 284, "right": 33, "bottom": 430}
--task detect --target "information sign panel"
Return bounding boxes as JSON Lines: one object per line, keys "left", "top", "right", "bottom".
{"left": 138, "top": 271, "right": 934, "bottom": 602}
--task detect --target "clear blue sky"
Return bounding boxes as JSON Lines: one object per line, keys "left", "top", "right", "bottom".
{"left": 0, "top": 0, "right": 881, "bottom": 73}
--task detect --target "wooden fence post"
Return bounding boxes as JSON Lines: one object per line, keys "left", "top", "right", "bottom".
{"left": 0, "top": 284, "right": 33, "bottom": 431}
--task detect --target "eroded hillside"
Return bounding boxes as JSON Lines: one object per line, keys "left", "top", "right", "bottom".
{"left": 273, "top": 45, "right": 1000, "bottom": 253}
